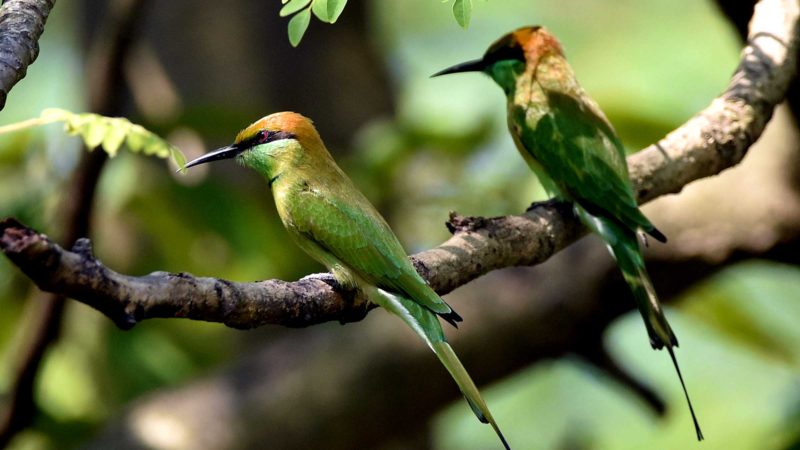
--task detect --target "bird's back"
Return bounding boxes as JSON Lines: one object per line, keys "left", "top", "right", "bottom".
{"left": 510, "top": 54, "right": 659, "bottom": 237}
{"left": 272, "top": 160, "right": 458, "bottom": 320}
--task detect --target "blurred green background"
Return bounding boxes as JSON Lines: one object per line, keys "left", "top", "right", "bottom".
{"left": 2, "top": 0, "right": 799, "bottom": 449}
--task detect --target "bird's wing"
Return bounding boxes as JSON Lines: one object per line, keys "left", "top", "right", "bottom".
{"left": 285, "top": 184, "right": 457, "bottom": 318}
{"left": 511, "top": 89, "right": 662, "bottom": 240}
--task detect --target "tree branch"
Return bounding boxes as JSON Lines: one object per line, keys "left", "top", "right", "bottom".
{"left": 81, "top": 100, "right": 800, "bottom": 448}
{"left": 0, "top": 217, "right": 367, "bottom": 329}
{"left": 0, "top": 0, "right": 147, "bottom": 445}
{"left": 1, "top": 0, "right": 799, "bottom": 331}
{"left": 0, "top": 0, "right": 56, "bottom": 110}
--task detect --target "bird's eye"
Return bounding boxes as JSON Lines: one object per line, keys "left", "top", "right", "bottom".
{"left": 257, "top": 130, "right": 269, "bottom": 143}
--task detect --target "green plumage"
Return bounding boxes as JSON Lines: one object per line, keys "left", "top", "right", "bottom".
{"left": 509, "top": 89, "right": 675, "bottom": 349}
{"left": 282, "top": 182, "right": 460, "bottom": 324}
{"left": 434, "top": 26, "right": 702, "bottom": 440}
{"left": 185, "top": 112, "right": 509, "bottom": 449}
{"left": 268, "top": 139, "right": 507, "bottom": 447}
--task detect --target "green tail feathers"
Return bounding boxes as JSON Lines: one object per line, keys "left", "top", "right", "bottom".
{"left": 432, "top": 341, "right": 509, "bottom": 449}
{"left": 615, "top": 237, "right": 676, "bottom": 350}
{"left": 370, "top": 287, "right": 510, "bottom": 450}
{"left": 612, "top": 235, "right": 704, "bottom": 441}
{"left": 575, "top": 206, "right": 703, "bottom": 441}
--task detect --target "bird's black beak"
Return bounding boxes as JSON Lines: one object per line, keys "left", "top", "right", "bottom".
{"left": 431, "top": 58, "right": 486, "bottom": 77}
{"left": 184, "top": 144, "right": 243, "bottom": 169}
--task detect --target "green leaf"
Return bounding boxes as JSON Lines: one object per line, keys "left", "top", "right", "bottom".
{"left": 280, "top": 0, "right": 312, "bottom": 17}
{"left": 311, "top": 0, "right": 347, "bottom": 23}
{"left": 101, "top": 119, "right": 129, "bottom": 157}
{"left": 125, "top": 124, "right": 148, "bottom": 152}
{"left": 128, "top": 124, "right": 173, "bottom": 159}
{"left": 310, "top": 0, "right": 329, "bottom": 22}
{"left": 81, "top": 116, "right": 111, "bottom": 150}
{"left": 452, "top": 0, "right": 472, "bottom": 29}
{"left": 144, "top": 136, "right": 170, "bottom": 158}
{"left": 287, "top": 7, "right": 311, "bottom": 47}
{"left": 170, "top": 146, "right": 187, "bottom": 170}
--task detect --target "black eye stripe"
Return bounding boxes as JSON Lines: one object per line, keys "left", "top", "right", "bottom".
{"left": 243, "top": 130, "right": 297, "bottom": 148}
{"left": 270, "top": 130, "right": 296, "bottom": 141}
{"left": 484, "top": 44, "right": 525, "bottom": 65}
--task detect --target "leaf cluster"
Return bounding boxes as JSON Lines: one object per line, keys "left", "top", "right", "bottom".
{"left": 0, "top": 108, "right": 186, "bottom": 169}
{"left": 279, "top": 0, "right": 473, "bottom": 46}
{"left": 280, "top": 0, "right": 349, "bottom": 47}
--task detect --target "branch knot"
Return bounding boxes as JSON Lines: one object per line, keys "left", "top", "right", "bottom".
{"left": 446, "top": 211, "right": 488, "bottom": 234}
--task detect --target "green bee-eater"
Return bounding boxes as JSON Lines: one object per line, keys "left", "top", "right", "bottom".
{"left": 434, "top": 26, "right": 702, "bottom": 440}
{"left": 185, "top": 112, "right": 510, "bottom": 449}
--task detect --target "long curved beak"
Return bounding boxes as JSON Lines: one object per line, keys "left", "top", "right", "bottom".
{"left": 184, "top": 144, "right": 243, "bottom": 169}
{"left": 431, "top": 58, "right": 486, "bottom": 77}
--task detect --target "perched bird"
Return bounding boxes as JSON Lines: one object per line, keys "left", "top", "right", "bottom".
{"left": 434, "top": 26, "right": 703, "bottom": 440}
{"left": 184, "top": 112, "right": 510, "bottom": 449}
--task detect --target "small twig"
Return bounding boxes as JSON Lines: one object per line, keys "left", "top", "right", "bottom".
{"left": 0, "top": 115, "right": 57, "bottom": 134}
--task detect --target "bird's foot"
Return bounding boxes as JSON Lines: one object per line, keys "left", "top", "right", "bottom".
{"left": 526, "top": 198, "right": 569, "bottom": 213}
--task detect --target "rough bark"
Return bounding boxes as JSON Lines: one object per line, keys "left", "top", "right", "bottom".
{"left": 0, "top": 0, "right": 798, "bottom": 448}
{"left": 0, "top": 0, "right": 798, "bottom": 333}
{"left": 0, "top": 0, "right": 56, "bottom": 109}
{"left": 80, "top": 104, "right": 800, "bottom": 447}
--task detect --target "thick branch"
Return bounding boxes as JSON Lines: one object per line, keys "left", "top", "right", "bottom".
{"left": 629, "top": 0, "right": 799, "bottom": 203}
{"left": 0, "top": 218, "right": 365, "bottom": 330}
{"left": 0, "top": 0, "right": 56, "bottom": 110}
{"left": 85, "top": 241, "right": 800, "bottom": 450}
{"left": 1, "top": 0, "right": 799, "bottom": 330}
{"left": 82, "top": 100, "right": 800, "bottom": 448}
